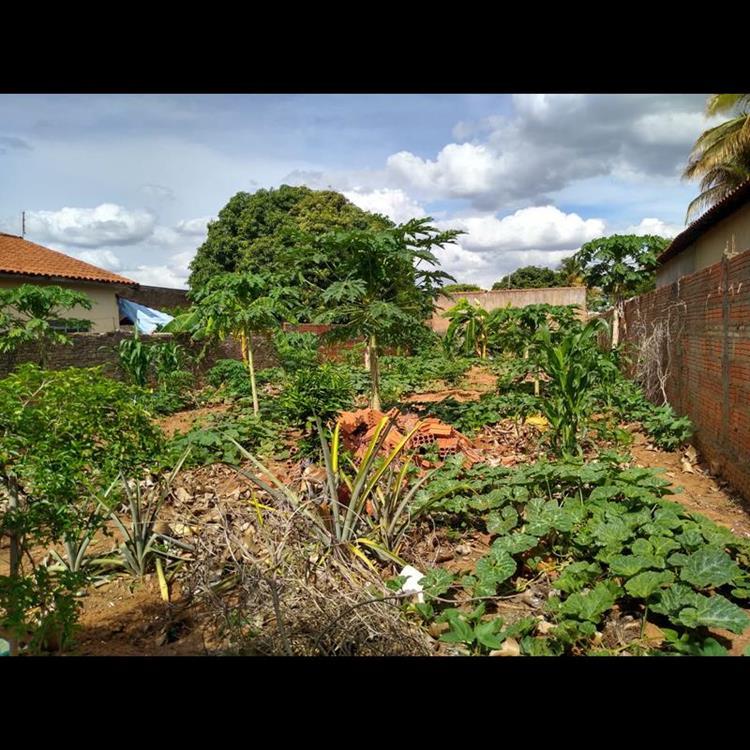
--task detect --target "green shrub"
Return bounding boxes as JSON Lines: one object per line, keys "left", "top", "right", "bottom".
{"left": 273, "top": 329, "right": 319, "bottom": 372}
{"left": 206, "top": 358, "right": 253, "bottom": 398}
{"left": 427, "top": 392, "right": 541, "bottom": 435}
{"left": 165, "top": 411, "right": 283, "bottom": 466}
{"left": 0, "top": 365, "right": 164, "bottom": 652}
{"left": 148, "top": 370, "right": 195, "bottom": 415}
{"left": 279, "top": 364, "right": 354, "bottom": 429}
{"left": 595, "top": 375, "right": 693, "bottom": 451}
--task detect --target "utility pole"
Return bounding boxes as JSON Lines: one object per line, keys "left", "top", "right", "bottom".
{"left": 21, "top": 211, "right": 25, "bottom": 238}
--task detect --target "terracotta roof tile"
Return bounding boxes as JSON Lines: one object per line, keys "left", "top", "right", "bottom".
{"left": 0, "top": 233, "right": 137, "bottom": 286}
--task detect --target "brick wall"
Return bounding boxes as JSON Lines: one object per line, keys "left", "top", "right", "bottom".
{"left": 0, "top": 330, "right": 279, "bottom": 381}
{"left": 616, "top": 249, "right": 750, "bottom": 500}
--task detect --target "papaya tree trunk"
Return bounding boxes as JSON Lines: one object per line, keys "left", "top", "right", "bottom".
{"left": 525, "top": 345, "right": 540, "bottom": 395}
{"left": 6, "top": 474, "right": 21, "bottom": 655}
{"left": 611, "top": 303, "right": 621, "bottom": 350}
{"left": 368, "top": 334, "right": 381, "bottom": 411}
{"left": 240, "top": 329, "right": 259, "bottom": 416}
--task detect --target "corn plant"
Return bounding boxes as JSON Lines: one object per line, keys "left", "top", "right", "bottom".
{"left": 151, "top": 341, "right": 184, "bottom": 379}
{"left": 534, "top": 318, "right": 612, "bottom": 456}
{"left": 118, "top": 332, "right": 152, "bottom": 387}
{"left": 231, "top": 414, "right": 435, "bottom": 562}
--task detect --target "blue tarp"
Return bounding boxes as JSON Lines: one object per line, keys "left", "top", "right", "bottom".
{"left": 117, "top": 297, "right": 174, "bottom": 335}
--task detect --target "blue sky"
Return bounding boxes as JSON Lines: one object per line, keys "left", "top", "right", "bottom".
{"left": 0, "top": 93, "right": 718, "bottom": 288}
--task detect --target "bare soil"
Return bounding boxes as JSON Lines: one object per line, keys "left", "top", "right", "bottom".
{"left": 10, "top": 367, "right": 750, "bottom": 657}
{"left": 156, "top": 404, "right": 230, "bottom": 438}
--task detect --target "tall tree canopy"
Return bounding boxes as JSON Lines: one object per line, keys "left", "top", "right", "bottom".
{"left": 683, "top": 94, "right": 750, "bottom": 222}
{"left": 576, "top": 234, "right": 668, "bottom": 346}
{"left": 188, "top": 185, "right": 391, "bottom": 291}
{"left": 442, "top": 283, "right": 484, "bottom": 293}
{"left": 492, "top": 265, "right": 561, "bottom": 290}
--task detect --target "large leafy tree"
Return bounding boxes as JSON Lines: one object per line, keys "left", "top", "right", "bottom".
{"left": 442, "top": 283, "right": 484, "bottom": 293}
{"left": 311, "top": 218, "right": 460, "bottom": 410}
{"left": 0, "top": 284, "right": 93, "bottom": 367}
{"left": 167, "top": 272, "right": 293, "bottom": 415}
{"left": 492, "top": 265, "right": 561, "bottom": 290}
{"left": 683, "top": 94, "right": 750, "bottom": 222}
{"left": 576, "top": 234, "right": 668, "bottom": 347}
{"left": 188, "top": 185, "right": 391, "bottom": 294}
{"left": 443, "top": 300, "right": 489, "bottom": 359}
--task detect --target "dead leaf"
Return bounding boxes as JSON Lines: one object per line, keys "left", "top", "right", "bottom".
{"left": 489, "top": 637, "right": 520, "bottom": 656}
{"left": 680, "top": 457, "right": 695, "bottom": 474}
{"left": 684, "top": 445, "right": 698, "bottom": 463}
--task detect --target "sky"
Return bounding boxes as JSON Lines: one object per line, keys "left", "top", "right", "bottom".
{"left": 0, "top": 93, "right": 721, "bottom": 289}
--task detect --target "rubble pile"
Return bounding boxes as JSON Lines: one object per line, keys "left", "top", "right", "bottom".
{"left": 336, "top": 407, "right": 482, "bottom": 467}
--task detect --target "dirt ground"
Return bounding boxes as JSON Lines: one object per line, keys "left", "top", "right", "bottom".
{"left": 156, "top": 404, "right": 230, "bottom": 438}
{"left": 8, "top": 366, "right": 750, "bottom": 657}
{"left": 630, "top": 432, "right": 750, "bottom": 540}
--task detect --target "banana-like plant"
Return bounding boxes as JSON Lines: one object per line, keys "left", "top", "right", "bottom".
{"left": 231, "top": 415, "right": 436, "bottom": 562}
{"left": 443, "top": 299, "right": 489, "bottom": 358}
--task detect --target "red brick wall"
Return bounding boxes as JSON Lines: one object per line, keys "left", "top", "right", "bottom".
{"left": 0, "top": 331, "right": 279, "bottom": 381}
{"left": 619, "top": 249, "right": 750, "bottom": 500}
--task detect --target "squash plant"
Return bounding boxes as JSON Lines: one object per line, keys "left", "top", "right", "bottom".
{"left": 411, "top": 457, "right": 750, "bottom": 655}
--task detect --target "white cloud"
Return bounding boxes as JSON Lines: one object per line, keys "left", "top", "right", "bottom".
{"left": 343, "top": 188, "right": 425, "bottom": 224}
{"left": 140, "top": 183, "right": 175, "bottom": 201}
{"left": 383, "top": 94, "right": 710, "bottom": 210}
{"left": 631, "top": 111, "right": 721, "bottom": 146}
{"left": 625, "top": 217, "right": 683, "bottom": 238}
{"left": 27, "top": 203, "right": 156, "bottom": 247}
{"left": 443, "top": 206, "right": 605, "bottom": 253}
{"left": 175, "top": 216, "right": 212, "bottom": 236}
{"left": 72, "top": 249, "right": 122, "bottom": 270}
{"left": 387, "top": 143, "right": 504, "bottom": 199}
{"left": 122, "top": 249, "right": 194, "bottom": 289}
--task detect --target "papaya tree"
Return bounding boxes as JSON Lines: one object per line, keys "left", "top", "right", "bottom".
{"left": 310, "top": 217, "right": 460, "bottom": 410}
{"left": 576, "top": 234, "right": 668, "bottom": 348}
{"left": 166, "top": 272, "right": 293, "bottom": 415}
{"left": 0, "top": 284, "right": 93, "bottom": 367}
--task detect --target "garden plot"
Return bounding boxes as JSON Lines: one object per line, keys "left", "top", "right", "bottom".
{"left": 4, "top": 316, "right": 750, "bottom": 657}
{"left": 48, "top": 351, "right": 750, "bottom": 656}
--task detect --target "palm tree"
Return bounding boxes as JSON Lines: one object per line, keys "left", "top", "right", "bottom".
{"left": 556, "top": 254, "right": 586, "bottom": 287}
{"left": 683, "top": 94, "right": 750, "bottom": 222}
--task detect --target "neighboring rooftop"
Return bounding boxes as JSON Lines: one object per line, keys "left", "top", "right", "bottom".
{"left": 658, "top": 179, "right": 750, "bottom": 266}
{"left": 0, "top": 232, "right": 136, "bottom": 286}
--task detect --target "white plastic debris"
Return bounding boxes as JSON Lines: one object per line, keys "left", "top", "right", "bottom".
{"left": 397, "top": 565, "right": 426, "bottom": 604}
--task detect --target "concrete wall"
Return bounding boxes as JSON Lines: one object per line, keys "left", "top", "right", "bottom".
{"left": 0, "top": 276, "right": 126, "bottom": 333}
{"left": 616, "top": 248, "right": 750, "bottom": 501}
{"left": 657, "top": 202, "right": 750, "bottom": 287}
{"left": 431, "top": 286, "right": 587, "bottom": 333}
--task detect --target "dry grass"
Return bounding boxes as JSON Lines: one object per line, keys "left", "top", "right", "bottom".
{"left": 169, "top": 464, "right": 431, "bottom": 656}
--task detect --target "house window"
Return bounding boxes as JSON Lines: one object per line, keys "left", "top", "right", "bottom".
{"left": 48, "top": 318, "right": 93, "bottom": 333}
